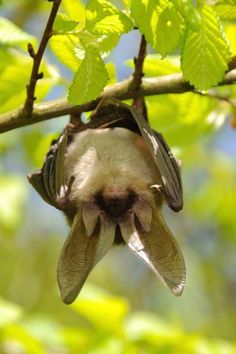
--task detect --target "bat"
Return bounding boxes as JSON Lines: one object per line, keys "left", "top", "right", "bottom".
{"left": 28, "top": 98, "right": 185, "bottom": 304}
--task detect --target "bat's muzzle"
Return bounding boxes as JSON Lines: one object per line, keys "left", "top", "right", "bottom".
{"left": 95, "top": 191, "right": 136, "bottom": 219}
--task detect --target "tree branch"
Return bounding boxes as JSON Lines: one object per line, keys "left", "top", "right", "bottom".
{"left": 23, "top": 0, "right": 62, "bottom": 116}
{"left": 1, "top": 69, "right": 236, "bottom": 134}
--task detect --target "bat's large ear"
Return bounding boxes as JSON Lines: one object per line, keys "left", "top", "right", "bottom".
{"left": 57, "top": 212, "right": 115, "bottom": 304}
{"left": 128, "top": 105, "right": 183, "bottom": 212}
{"left": 28, "top": 131, "right": 68, "bottom": 209}
{"left": 120, "top": 210, "right": 185, "bottom": 296}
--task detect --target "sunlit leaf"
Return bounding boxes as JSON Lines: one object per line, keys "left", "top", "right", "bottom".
{"left": 62, "top": 0, "right": 86, "bottom": 28}
{"left": 215, "top": 0, "right": 236, "bottom": 20}
{"left": 130, "top": 0, "right": 169, "bottom": 48}
{"left": 50, "top": 34, "right": 82, "bottom": 72}
{"left": 68, "top": 47, "right": 108, "bottom": 104}
{"left": 181, "top": 5, "right": 231, "bottom": 90}
{"left": 156, "top": 5, "right": 184, "bottom": 57}
{"left": 0, "top": 16, "right": 35, "bottom": 46}
{"left": 54, "top": 13, "right": 79, "bottom": 34}
{"left": 86, "top": 0, "right": 133, "bottom": 35}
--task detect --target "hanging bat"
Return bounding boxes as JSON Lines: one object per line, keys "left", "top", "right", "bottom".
{"left": 28, "top": 98, "right": 185, "bottom": 304}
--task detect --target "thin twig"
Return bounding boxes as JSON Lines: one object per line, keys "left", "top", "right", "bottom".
{"left": 23, "top": 0, "right": 62, "bottom": 116}
{"left": 1, "top": 69, "right": 236, "bottom": 134}
{"left": 131, "top": 35, "right": 147, "bottom": 93}
{"left": 131, "top": 35, "right": 148, "bottom": 119}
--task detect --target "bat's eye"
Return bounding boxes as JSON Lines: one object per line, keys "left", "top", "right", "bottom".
{"left": 95, "top": 191, "right": 135, "bottom": 218}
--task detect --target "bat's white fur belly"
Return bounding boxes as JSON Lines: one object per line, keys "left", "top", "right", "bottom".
{"left": 65, "top": 127, "right": 162, "bottom": 207}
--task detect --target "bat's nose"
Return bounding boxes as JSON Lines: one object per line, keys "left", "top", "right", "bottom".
{"left": 95, "top": 191, "right": 135, "bottom": 218}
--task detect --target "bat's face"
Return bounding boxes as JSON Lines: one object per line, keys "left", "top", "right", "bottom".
{"left": 64, "top": 127, "right": 162, "bottom": 241}
{"left": 28, "top": 99, "right": 185, "bottom": 304}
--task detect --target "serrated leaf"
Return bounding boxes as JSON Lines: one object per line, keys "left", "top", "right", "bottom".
{"left": 156, "top": 6, "right": 184, "bottom": 57}
{"left": 181, "top": 5, "right": 231, "bottom": 90}
{"left": 96, "top": 32, "right": 120, "bottom": 53}
{"left": 54, "top": 13, "right": 79, "bottom": 34}
{"left": 172, "top": 0, "right": 201, "bottom": 30}
{"left": 0, "top": 16, "right": 35, "bottom": 46}
{"left": 68, "top": 47, "right": 109, "bottom": 104}
{"left": 86, "top": 0, "right": 133, "bottom": 35}
{"left": 130, "top": 0, "right": 169, "bottom": 47}
{"left": 78, "top": 28, "right": 119, "bottom": 55}
{"left": 62, "top": 0, "right": 86, "bottom": 27}
{"left": 50, "top": 34, "right": 82, "bottom": 72}
{"left": 215, "top": 0, "right": 236, "bottom": 20}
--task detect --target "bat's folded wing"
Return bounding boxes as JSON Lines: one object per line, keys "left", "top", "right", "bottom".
{"left": 129, "top": 106, "right": 183, "bottom": 212}
{"left": 28, "top": 131, "right": 68, "bottom": 209}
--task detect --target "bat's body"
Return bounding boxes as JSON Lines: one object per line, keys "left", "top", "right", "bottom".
{"left": 65, "top": 127, "right": 162, "bottom": 236}
{"left": 28, "top": 99, "right": 186, "bottom": 304}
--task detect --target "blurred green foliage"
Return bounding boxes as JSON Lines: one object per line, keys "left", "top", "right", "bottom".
{"left": 1, "top": 0, "right": 236, "bottom": 353}
{"left": 1, "top": 285, "right": 236, "bottom": 354}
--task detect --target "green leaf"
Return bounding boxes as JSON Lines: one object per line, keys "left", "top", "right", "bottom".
{"left": 86, "top": 0, "right": 133, "bottom": 35}
{"left": 172, "top": 0, "right": 201, "bottom": 30}
{"left": 54, "top": 13, "right": 79, "bottom": 34}
{"left": 78, "top": 29, "right": 120, "bottom": 55}
{"left": 0, "top": 16, "right": 35, "bottom": 46}
{"left": 62, "top": 0, "right": 86, "bottom": 27}
{"left": 181, "top": 5, "right": 231, "bottom": 90}
{"left": 50, "top": 34, "right": 82, "bottom": 72}
{"left": 156, "top": 5, "right": 184, "bottom": 57}
{"left": 130, "top": 0, "right": 169, "bottom": 48}
{"left": 215, "top": 0, "right": 236, "bottom": 20}
{"left": 68, "top": 47, "right": 108, "bottom": 104}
